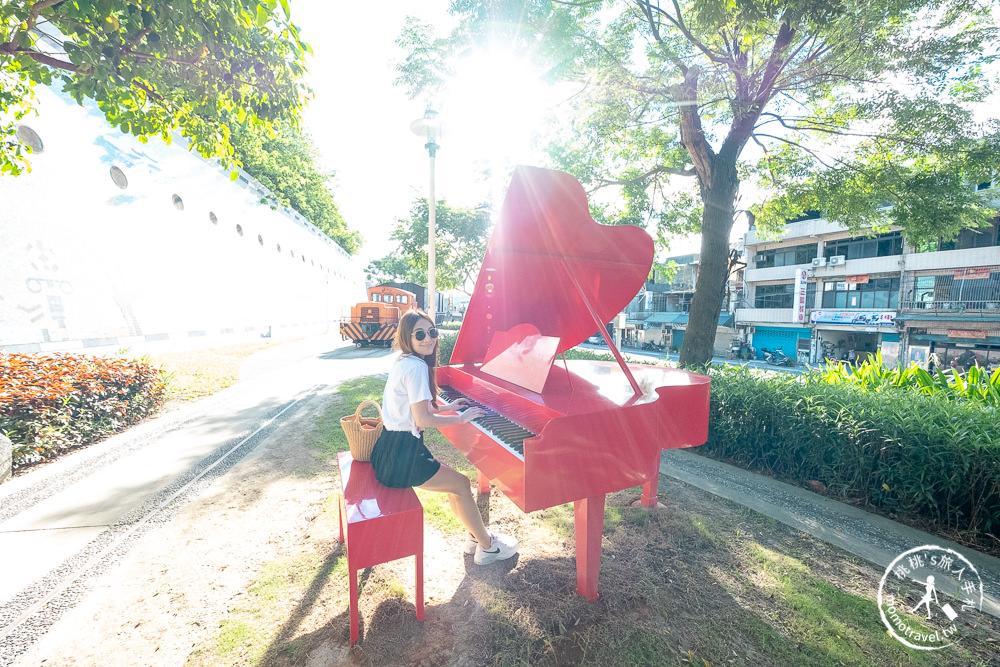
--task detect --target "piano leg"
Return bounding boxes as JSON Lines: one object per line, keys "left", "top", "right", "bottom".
{"left": 476, "top": 470, "right": 490, "bottom": 496}
{"left": 574, "top": 495, "right": 606, "bottom": 601}
{"left": 640, "top": 477, "right": 658, "bottom": 507}
{"left": 640, "top": 451, "right": 662, "bottom": 507}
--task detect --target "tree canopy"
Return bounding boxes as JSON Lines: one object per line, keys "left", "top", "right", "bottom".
{"left": 367, "top": 199, "right": 491, "bottom": 294}
{"left": 229, "top": 121, "right": 361, "bottom": 255}
{"left": 401, "top": 0, "right": 1000, "bottom": 366}
{"left": 1, "top": 0, "right": 310, "bottom": 176}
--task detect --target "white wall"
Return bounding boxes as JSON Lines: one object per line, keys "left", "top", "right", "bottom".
{"left": 0, "top": 85, "right": 367, "bottom": 352}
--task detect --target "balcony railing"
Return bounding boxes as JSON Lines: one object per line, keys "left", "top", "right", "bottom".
{"left": 900, "top": 300, "right": 1000, "bottom": 312}
{"left": 627, "top": 305, "right": 691, "bottom": 318}
{"left": 627, "top": 292, "right": 692, "bottom": 317}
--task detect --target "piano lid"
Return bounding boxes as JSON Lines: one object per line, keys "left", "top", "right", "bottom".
{"left": 450, "top": 166, "right": 654, "bottom": 368}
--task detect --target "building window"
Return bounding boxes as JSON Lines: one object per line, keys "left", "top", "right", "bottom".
{"left": 822, "top": 277, "right": 900, "bottom": 309}
{"left": 755, "top": 282, "right": 817, "bottom": 308}
{"left": 755, "top": 243, "right": 817, "bottom": 268}
{"left": 931, "top": 218, "right": 1000, "bottom": 251}
{"left": 824, "top": 231, "right": 903, "bottom": 260}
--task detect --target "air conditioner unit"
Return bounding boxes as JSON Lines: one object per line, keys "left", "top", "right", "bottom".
{"left": 829, "top": 255, "right": 847, "bottom": 266}
{"left": 811, "top": 257, "right": 827, "bottom": 268}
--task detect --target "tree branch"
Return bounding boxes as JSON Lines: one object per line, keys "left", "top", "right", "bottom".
{"left": 0, "top": 44, "right": 93, "bottom": 74}
{"left": 752, "top": 134, "right": 782, "bottom": 188}
{"left": 586, "top": 164, "right": 696, "bottom": 194}
{"left": 634, "top": 0, "right": 728, "bottom": 66}
{"left": 753, "top": 13, "right": 798, "bottom": 104}
{"left": 634, "top": 1, "right": 688, "bottom": 73}
{"left": 124, "top": 28, "right": 152, "bottom": 53}
{"left": 752, "top": 131, "right": 842, "bottom": 170}
{"left": 754, "top": 111, "right": 978, "bottom": 156}
{"left": 755, "top": 111, "right": 852, "bottom": 135}
{"left": 5, "top": 0, "right": 64, "bottom": 52}
{"left": 120, "top": 48, "right": 205, "bottom": 66}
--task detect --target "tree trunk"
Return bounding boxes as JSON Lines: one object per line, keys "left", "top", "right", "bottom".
{"left": 678, "top": 166, "right": 739, "bottom": 367}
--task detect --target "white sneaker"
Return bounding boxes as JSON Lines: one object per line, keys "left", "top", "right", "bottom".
{"left": 473, "top": 530, "right": 519, "bottom": 565}
{"left": 463, "top": 532, "right": 479, "bottom": 555}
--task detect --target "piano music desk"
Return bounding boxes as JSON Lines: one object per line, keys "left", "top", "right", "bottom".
{"left": 337, "top": 451, "right": 424, "bottom": 645}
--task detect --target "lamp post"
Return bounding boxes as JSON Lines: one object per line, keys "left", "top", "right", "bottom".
{"left": 410, "top": 107, "right": 441, "bottom": 320}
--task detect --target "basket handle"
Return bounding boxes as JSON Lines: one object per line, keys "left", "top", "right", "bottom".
{"left": 354, "top": 399, "right": 382, "bottom": 420}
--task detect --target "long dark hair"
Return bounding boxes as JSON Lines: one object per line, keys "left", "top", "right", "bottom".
{"left": 395, "top": 309, "right": 439, "bottom": 406}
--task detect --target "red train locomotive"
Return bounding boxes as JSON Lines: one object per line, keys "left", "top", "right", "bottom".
{"left": 339, "top": 284, "right": 418, "bottom": 347}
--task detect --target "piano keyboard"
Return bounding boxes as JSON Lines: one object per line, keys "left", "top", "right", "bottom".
{"left": 438, "top": 385, "right": 536, "bottom": 457}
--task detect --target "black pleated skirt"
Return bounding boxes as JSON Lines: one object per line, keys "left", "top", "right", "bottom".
{"left": 369, "top": 429, "right": 441, "bottom": 488}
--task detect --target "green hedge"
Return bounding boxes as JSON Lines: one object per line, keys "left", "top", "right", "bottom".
{"left": 705, "top": 365, "right": 1000, "bottom": 540}
{"left": 0, "top": 353, "right": 166, "bottom": 468}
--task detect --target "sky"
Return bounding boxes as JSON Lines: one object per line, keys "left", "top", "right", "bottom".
{"left": 292, "top": 1, "right": 572, "bottom": 269}
{"left": 289, "top": 3, "right": 999, "bottom": 271}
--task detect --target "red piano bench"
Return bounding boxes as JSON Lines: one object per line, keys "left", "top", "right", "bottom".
{"left": 336, "top": 451, "right": 424, "bottom": 645}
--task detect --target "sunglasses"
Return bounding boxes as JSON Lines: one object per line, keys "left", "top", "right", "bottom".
{"left": 412, "top": 328, "right": 439, "bottom": 341}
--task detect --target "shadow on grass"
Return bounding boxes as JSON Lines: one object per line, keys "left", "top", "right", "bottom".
{"left": 221, "top": 374, "right": 997, "bottom": 666}
{"left": 246, "top": 477, "right": 997, "bottom": 667}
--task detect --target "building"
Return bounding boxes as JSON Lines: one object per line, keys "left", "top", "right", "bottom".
{"left": 625, "top": 254, "right": 736, "bottom": 354}
{"left": 737, "top": 191, "right": 1000, "bottom": 367}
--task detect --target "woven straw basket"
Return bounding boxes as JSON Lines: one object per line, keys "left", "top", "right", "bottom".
{"left": 340, "top": 400, "right": 383, "bottom": 462}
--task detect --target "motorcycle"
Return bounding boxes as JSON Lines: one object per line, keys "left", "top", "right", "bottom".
{"left": 763, "top": 348, "right": 795, "bottom": 366}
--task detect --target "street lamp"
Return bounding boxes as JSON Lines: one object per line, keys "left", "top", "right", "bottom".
{"left": 410, "top": 107, "right": 441, "bottom": 320}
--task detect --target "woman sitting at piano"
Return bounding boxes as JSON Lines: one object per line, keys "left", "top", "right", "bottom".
{"left": 370, "top": 309, "right": 519, "bottom": 565}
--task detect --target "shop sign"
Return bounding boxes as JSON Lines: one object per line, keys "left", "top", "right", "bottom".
{"left": 792, "top": 269, "right": 808, "bottom": 323}
{"left": 954, "top": 269, "right": 990, "bottom": 280}
{"left": 947, "top": 329, "right": 987, "bottom": 339}
{"left": 845, "top": 275, "right": 870, "bottom": 284}
{"left": 810, "top": 310, "right": 896, "bottom": 327}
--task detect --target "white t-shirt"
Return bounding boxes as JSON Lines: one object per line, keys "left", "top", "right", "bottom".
{"left": 382, "top": 354, "right": 433, "bottom": 437}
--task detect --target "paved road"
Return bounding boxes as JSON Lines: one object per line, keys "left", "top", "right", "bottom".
{"left": 586, "top": 342, "right": 810, "bottom": 373}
